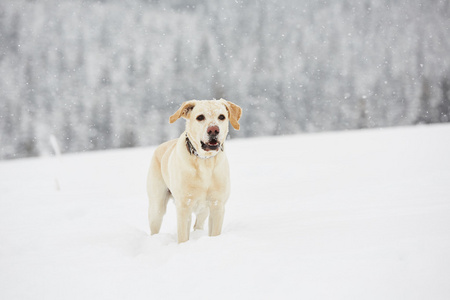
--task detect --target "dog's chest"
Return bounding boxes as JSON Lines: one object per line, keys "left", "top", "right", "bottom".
{"left": 191, "top": 159, "right": 216, "bottom": 187}
{"left": 179, "top": 156, "right": 226, "bottom": 196}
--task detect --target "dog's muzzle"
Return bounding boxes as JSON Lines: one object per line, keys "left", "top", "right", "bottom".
{"left": 201, "top": 140, "right": 220, "bottom": 152}
{"left": 202, "top": 125, "right": 221, "bottom": 152}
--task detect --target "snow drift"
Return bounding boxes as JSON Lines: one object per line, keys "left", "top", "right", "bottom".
{"left": 1, "top": 124, "right": 450, "bottom": 299}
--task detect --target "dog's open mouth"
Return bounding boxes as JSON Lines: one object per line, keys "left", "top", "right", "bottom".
{"left": 201, "top": 140, "right": 220, "bottom": 152}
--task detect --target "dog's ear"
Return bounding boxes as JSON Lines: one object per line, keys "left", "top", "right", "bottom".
{"left": 169, "top": 100, "right": 196, "bottom": 123}
{"left": 222, "top": 99, "right": 242, "bottom": 130}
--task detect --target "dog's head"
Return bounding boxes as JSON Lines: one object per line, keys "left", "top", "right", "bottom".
{"left": 169, "top": 99, "right": 242, "bottom": 158}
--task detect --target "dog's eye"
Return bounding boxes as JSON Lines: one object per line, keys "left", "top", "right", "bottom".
{"left": 196, "top": 115, "right": 205, "bottom": 121}
{"left": 218, "top": 114, "right": 226, "bottom": 121}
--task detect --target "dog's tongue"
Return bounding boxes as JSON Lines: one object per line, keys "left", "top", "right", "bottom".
{"left": 202, "top": 140, "right": 219, "bottom": 151}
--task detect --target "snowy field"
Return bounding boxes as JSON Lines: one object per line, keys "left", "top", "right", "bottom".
{"left": 1, "top": 124, "right": 450, "bottom": 299}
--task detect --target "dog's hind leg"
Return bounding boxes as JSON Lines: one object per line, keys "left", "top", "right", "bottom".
{"left": 176, "top": 200, "right": 195, "bottom": 243}
{"left": 194, "top": 208, "right": 209, "bottom": 230}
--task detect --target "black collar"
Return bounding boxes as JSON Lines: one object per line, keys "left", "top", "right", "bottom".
{"left": 185, "top": 133, "right": 199, "bottom": 157}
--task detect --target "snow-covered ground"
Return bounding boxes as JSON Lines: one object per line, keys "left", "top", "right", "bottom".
{"left": 1, "top": 124, "right": 450, "bottom": 299}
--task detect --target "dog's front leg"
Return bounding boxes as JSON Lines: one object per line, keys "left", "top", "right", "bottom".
{"left": 176, "top": 201, "right": 193, "bottom": 243}
{"left": 208, "top": 202, "right": 225, "bottom": 237}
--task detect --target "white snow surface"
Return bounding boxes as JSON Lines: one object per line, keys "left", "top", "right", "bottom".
{"left": 1, "top": 125, "right": 450, "bottom": 299}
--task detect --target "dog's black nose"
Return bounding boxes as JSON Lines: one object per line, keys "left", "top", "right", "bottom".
{"left": 207, "top": 125, "right": 220, "bottom": 136}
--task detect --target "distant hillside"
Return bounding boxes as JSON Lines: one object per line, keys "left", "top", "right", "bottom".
{"left": 0, "top": 0, "right": 449, "bottom": 159}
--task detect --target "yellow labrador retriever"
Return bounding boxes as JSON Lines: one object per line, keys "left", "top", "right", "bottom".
{"left": 147, "top": 99, "right": 242, "bottom": 243}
